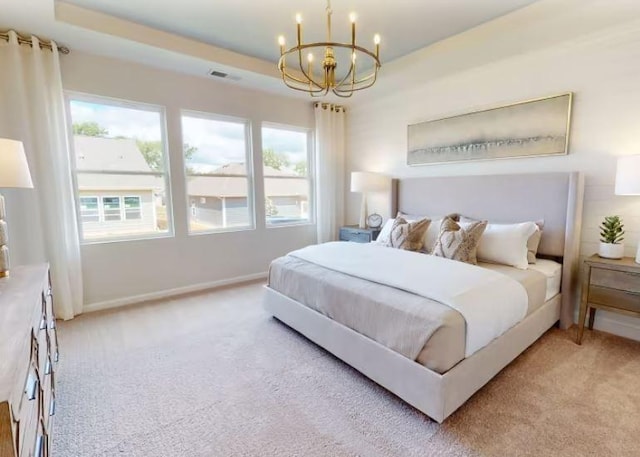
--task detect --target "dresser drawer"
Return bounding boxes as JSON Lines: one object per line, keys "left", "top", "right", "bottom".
{"left": 588, "top": 285, "right": 640, "bottom": 313}
{"left": 590, "top": 267, "right": 640, "bottom": 294}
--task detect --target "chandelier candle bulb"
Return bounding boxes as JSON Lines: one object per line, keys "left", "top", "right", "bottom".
{"left": 350, "top": 13, "right": 356, "bottom": 44}
{"left": 278, "top": 35, "right": 285, "bottom": 54}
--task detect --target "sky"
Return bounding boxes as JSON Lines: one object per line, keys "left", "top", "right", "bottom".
{"left": 69, "top": 100, "right": 308, "bottom": 173}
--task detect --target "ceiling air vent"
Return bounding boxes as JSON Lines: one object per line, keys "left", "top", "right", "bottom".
{"left": 208, "top": 69, "right": 241, "bottom": 82}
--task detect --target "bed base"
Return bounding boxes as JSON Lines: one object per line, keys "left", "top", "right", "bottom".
{"left": 263, "top": 286, "right": 561, "bottom": 423}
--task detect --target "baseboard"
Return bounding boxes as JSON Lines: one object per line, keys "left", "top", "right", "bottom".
{"left": 82, "top": 272, "right": 268, "bottom": 314}
{"left": 573, "top": 309, "right": 640, "bottom": 342}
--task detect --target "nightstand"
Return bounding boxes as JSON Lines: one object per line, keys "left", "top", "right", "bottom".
{"left": 339, "top": 225, "right": 381, "bottom": 243}
{"left": 576, "top": 255, "right": 640, "bottom": 344}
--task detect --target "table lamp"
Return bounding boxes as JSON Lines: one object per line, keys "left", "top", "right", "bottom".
{"left": 0, "top": 138, "right": 34, "bottom": 278}
{"left": 350, "top": 171, "right": 388, "bottom": 229}
{"left": 615, "top": 155, "right": 640, "bottom": 263}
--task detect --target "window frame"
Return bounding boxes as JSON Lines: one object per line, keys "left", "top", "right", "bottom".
{"left": 65, "top": 91, "right": 174, "bottom": 244}
{"left": 124, "top": 196, "right": 142, "bottom": 220}
{"left": 261, "top": 122, "right": 315, "bottom": 228}
{"left": 79, "top": 196, "right": 100, "bottom": 223}
{"left": 181, "top": 110, "right": 256, "bottom": 236}
{"left": 101, "top": 196, "right": 123, "bottom": 222}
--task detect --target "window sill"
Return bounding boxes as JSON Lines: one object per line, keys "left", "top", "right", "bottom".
{"left": 266, "top": 221, "right": 315, "bottom": 229}
{"left": 188, "top": 225, "right": 256, "bottom": 236}
{"left": 81, "top": 231, "right": 174, "bottom": 245}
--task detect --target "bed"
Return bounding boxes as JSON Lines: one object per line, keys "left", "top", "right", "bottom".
{"left": 263, "top": 172, "right": 584, "bottom": 423}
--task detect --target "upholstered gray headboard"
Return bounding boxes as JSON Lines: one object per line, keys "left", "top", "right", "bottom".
{"left": 391, "top": 172, "right": 585, "bottom": 328}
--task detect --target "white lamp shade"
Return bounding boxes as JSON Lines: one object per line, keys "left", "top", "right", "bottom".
{"left": 0, "top": 139, "right": 33, "bottom": 189}
{"left": 615, "top": 155, "right": 640, "bottom": 196}
{"left": 350, "top": 171, "right": 388, "bottom": 193}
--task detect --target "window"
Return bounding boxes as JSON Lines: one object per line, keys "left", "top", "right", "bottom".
{"left": 79, "top": 197, "right": 99, "bottom": 223}
{"left": 102, "top": 197, "right": 122, "bottom": 221}
{"left": 181, "top": 112, "right": 254, "bottom": 233}
{"left": 124, "top": 196, "right": 142, "bottom": 220}
{"left": 262, "top": 125, "right": 313, "bottom": 226}
{"left": 67, "top": 95, "right": 172, "bottom": 242}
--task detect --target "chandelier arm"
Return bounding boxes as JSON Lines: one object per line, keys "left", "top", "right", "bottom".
{"left": 336, "top": 73, "right": 376, "bottom": 91}
{"left": 333, "top": 59, "right": 355, "bottom": 89}
{"left": 281, "top": 70, "right": 329, "bottom": 94}
{"left": 279, "top": 60, "right": 324, "bottom": 88}
{"left": 282, "top": 74, "right": 328, "bottom": 94}
{"left": 282, "top": 77, "right": 329, "bottom": 95}
{"left": 333, "top": 71, "right": 378, "bottom": 95}
{"left": 295, "top": 47, "right": 325, "bottom": 90}
{"left": 281, "top": 43, "right": 380, "bottom": 66}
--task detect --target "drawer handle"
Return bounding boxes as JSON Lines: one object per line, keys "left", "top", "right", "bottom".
{"left": 47, "top": 287, "right": 53, "bottom": 297}
{"left": 45, "top": 358, "right": 52, "bottom": 376}
{"left": 54, "top": 350, "right": 59, "bottom": 363}
{"left": 26, "top": 375, "right": 39, "bottom": 401}
{"left": 49, "top": 397, "right": 56, "bottom": 417}
{"left": 35, "top": 434, "right": 45, "bottom": 457}
{"left": 49, "top": 320, "right": 56, "bottom": 330}
{"left": 39, "top": 317, "right": 47, "bottom": 331}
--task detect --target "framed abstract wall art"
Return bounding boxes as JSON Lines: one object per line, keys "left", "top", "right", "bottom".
{"left": 407, "top": 93, "right": 572, "bottom": 166}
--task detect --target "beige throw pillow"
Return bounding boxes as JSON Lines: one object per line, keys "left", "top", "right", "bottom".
{"left": 433, "top": 218, "right": 487, "bottom": 264}
{"left": 397, "top": 212, "right": 459, "bottom": 254}
{"left": 387, "top": 217, "right": 431, "bottom": 251}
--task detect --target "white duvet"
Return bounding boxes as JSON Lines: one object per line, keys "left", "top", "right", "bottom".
{"left": 290, "top": 242, "right": 528, "bottom": 357}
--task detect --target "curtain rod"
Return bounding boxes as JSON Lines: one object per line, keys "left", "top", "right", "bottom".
{"left": 0, "top": 30, "right": 70, "bottom": 55}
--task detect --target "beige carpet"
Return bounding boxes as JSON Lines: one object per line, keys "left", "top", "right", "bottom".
{"left": 52, "top": 281, "right": 640, "bottom": 457}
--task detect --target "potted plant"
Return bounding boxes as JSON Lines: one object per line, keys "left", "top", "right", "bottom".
{"left": 598, "top": 215, "right": 625, "bottom": 259}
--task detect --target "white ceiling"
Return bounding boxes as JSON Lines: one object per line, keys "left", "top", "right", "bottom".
{"left": 0, "top": 0, "right": 540, "bottom": 99}
{"left": 63, "top": 0, "right": 538, "bottom": 64}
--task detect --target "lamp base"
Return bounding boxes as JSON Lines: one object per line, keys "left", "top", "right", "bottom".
{"left": 359, "top": 194, "right": 368, "bottom": 229}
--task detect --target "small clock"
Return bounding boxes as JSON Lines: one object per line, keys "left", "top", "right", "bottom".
{"left": 367, "top": 213, "right": 383, "bottom": 229}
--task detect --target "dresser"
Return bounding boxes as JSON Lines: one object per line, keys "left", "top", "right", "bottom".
{"left": 0, "top": 265, "right": 59, "bottom": 457}
{"left": 339, "top": 225, "right": 381, "bottom": 243}
{"left": 576, "top": 255, "right": 640, "bottom": 344}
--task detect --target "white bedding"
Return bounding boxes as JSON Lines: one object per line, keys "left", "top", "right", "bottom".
{"left": 289, "top": 242, "right": 529, "bottom": 357}
{"left": 529, "top": 259, "right": 563, "bottom": 300}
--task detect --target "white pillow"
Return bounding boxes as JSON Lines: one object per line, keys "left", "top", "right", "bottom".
{"left": 423, "top": 218, "right": 445, "bottom": 253}
{"left": 375, "top": 218, "right": 396, "bottom": 245}
{"left": 461, "top": 221, "right": 537, "bottom": 269}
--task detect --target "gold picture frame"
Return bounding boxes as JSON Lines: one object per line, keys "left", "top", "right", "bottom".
{"left": 407, "top": 93, "right": 573, "bottom": 166}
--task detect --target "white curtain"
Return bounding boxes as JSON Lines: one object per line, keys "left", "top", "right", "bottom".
{"left": 314, "top": 103, "right": 346, "bottom": 243}
{"left": 0, "top": 32, "right": 83, "bottom": 319}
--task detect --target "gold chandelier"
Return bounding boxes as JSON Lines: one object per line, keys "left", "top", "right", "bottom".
{"left": 277, "top": 0, "right": 381, "bottom": 98}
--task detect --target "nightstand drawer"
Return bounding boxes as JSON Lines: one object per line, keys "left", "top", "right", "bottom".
{"left": 591, "top": 267, "right": 640, "bottom": 293}
{"left": 339, "top": 227, "right": 377, "bottom": 243}
{"left": 588, "top": 285, "right": 640, "bottom": 313}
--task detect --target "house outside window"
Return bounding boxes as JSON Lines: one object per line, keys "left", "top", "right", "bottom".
{"left": 181, "top": 111, "right": 254, "bottom": 234}
{"left": 67, "top": 94, "right": 172, "bottom": 242}
{"left": 262, "top": 124, "right": 314, "bottom": 226}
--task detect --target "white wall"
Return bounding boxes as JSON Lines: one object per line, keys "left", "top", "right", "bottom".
{"left": 61, "top": 51, "right": 315, "bottom": 308}
{"left": 347, "top": 0, "right": 640, "bottom": 340}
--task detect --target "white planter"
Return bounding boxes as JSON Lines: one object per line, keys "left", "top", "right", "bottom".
{"left": 598, "top": 242, "right": 625, "bottom": 259}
